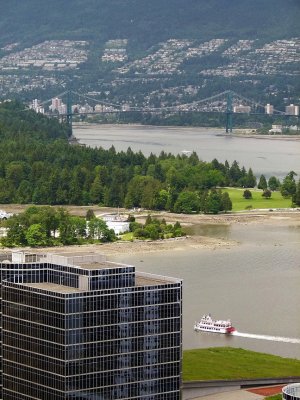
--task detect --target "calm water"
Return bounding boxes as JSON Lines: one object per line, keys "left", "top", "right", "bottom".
{"left": 73, "top": 124, "right": 300, "bottom": 179}
{"left": 74, "top": 124, "right": 300, "bottom": 359}
{"left": 111, "top": 223, "right": 300, "bottom": 360}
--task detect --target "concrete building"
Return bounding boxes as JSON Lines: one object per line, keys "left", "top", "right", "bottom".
{"left": 29, "top": 99, "right": 45, "bottom": 114}
{"left": 265, "top": 103, "right": 274, "bottom": 114}
{"left": 0, "top": 251, "right": 182, "bottom": 399}
{"left": 101, "top": 214, "right": 130, "bottom": 235}
{"left": 50, "top": 97, "right": 62, "bottom": 112}
{"left": 233, "top": 104, "right": 251, "bottom": 113}
{"left": 285, "top": 104, "right": 299, "bottom": 116}
{"left": 269, "top": 124, "right": 283, "bottom": 134}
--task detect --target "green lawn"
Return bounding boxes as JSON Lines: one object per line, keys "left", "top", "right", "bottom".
{"left": 265, "top": 395, "right": 282, "bottom": 400}
{"left": 224, "top": 188, "right": 292, "bottom": 212}
{"left": 120, "top": 232, "right": 134, "bottom": 241}
{"left": 183, "top": 348, "right": 300, "bottom": 381}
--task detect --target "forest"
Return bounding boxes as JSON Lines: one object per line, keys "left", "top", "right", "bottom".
{"left": 0, "top": 102, "right": 299, "bottom": 215}
{"left": 2, "top": 0, "right": 299, "bottom": 51}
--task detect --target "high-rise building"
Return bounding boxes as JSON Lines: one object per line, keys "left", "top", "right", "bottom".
{"left": 233, "top": 104, "right": 251, "bottom": 113}
{"left": 29, "top": 99, "right": 45, "bottom": 114}
{"left": 0, "top": 251, "right": 182, "bottom": 399}
{"left": 265, "top": 103, "right": 274, "bottom": 115}
{"left": 285, "top": 104, "right": 299, "bottom": 116}
{"left": 50, "top": 97, "right": 62, "bottom": 112}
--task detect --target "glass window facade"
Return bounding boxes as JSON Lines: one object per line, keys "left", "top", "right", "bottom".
{"left": 0, "top": 253, "right": 182, "bottom": 399}
{"left": 283, "top": 384, "right": 300, "bottom": 400}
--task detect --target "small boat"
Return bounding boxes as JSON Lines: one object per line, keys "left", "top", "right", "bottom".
{"left": 194, "top": 314, "right": 235, "bottom": 334}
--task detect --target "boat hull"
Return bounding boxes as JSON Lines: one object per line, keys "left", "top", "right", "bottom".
{"left": 194, "top": 314, "right": 236, "bottom": 334}
{"left": 194, "top": 324, "right": 235, "bottom": 334}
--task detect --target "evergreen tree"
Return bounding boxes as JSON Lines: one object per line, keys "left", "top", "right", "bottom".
{"left": 246, "top": 168, "right": 257, "bottom": 188}
{"left": 281, "top": 172, "right": 297, "bottom": 198}
{"left": 258, "top": 175, "right": 268, "bottom": 190}
{"left": 268, "top": 176, "right": 280, "bottom": 191}
{"left": 203, "top": 189, "right": 222, "bottom": 214}
{"left": 174, "top": 191, "right": 200, "bottom": 214}
{"left": 220, "top": 192, "right": 232, "bottom": 212}
{"left": 292, "top": 179, "right": 300, "bottom": 206}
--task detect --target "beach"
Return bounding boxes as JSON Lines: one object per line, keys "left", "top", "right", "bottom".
{"left": 1, "top": 205, "right": 299, "bottom": 257}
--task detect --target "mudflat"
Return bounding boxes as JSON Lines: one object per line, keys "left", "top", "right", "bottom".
{"left": 1, "top": 205, "right": 299, "bottom": 257}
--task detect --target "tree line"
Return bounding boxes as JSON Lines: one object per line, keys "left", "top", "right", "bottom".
{"left": 1, "top": 206, "right": 116, "bottom": 247}
{"left": 1, "top": 206, "right": 186, "bottom": 247}
{"left": 0, "top": 101, "right": 299, "bottom": 216}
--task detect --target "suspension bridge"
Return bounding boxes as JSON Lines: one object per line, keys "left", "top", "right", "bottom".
{"left": 35, "top": 90, "right": 294, "bottom": 135}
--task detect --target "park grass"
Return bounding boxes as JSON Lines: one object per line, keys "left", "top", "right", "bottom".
{"left": 120, "top": 232, "right": 134, "bottom": 241}
{"left": 223, "top": 188, "right": 292, "bottom": 212}
{"left": 265, "top": 395, "right": 282, "bottom": 400}
{"left": 182, "top": 347, "right": 300, "bottom": 381}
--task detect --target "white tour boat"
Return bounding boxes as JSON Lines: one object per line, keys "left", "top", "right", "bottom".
{"left": 194, "top": 314, "right": 235, "bottom": 334}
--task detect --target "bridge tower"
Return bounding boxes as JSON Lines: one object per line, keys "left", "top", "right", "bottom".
{"left": 226, "top": 91, "right": 233, "bottom": 133}
{"left": 66, "top": 91, "right": 73, "bottom": 136}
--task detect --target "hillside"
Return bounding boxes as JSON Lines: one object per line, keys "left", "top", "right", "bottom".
{"left": 1, "top": 0, "right": 299, "bottom": 49}
{"left": 0, "top": 0, "right": 299, "bottom": 114}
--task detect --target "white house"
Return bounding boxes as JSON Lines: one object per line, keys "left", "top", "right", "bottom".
{"left": 101, "top": 214, "right": 130, "bottom": 235}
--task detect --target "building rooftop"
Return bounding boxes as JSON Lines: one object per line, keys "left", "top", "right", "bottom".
{"left": 8, "top": 252, "right": 181, "bottom": 293}
{"left": 20, "top": 273, "right": 178, "bottom": 294}
{"left": 75, "top": 261, "right": 128, "bottom": 270}
{"left": 135, "top": 275, "right": 173, "bottom": 287}
{"left": 22, "top": 282, "right": 84, "bottom": 293}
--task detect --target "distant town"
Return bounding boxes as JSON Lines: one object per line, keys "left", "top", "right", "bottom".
{"left": 29, "top": 96, "right": 300, "bottom": 117}
{"left": 0, "top": 37, "right": 299, "bottom": 109}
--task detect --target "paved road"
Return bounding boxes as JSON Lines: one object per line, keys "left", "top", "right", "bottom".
{"left": 191, "top": 389, "right": 264, "bottom": 400}
{"left": 190, "top": 385, "right": 285, "bottom": 399}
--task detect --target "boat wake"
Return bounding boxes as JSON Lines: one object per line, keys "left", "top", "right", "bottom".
{"left": 232, "top": 331, "right": 300, "bottom": 344}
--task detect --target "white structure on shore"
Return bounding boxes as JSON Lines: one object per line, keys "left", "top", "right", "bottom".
{"left": 269, "top": 124, "right": 283, "bottom": 133}
{"left": 101, "top": 214, "right": 130, "bottom": 235}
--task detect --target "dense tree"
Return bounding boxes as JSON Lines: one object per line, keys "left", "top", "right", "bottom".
{"left": 0, "top": 101, "right": 288, "bottom": 217}
{"left": 89, "top": 176, "right": 104, "bottom": 204}
{"left": 203, "top": 189, "right": 223, "bottom": 214}
{"left": 262, "top": 189, "right": 272, "bottom": 198}
{"left": 125, "top": 176, "right": 160, "bottom": 209}
{"left": 220, "top": 192, "right": 232, "bottom": 213}
{"left": 16, "top": 180, "right": 33, "bottom": 204}
{"left": 245, "top": 168, "right": 257, "bottom": 188}
{"left": 243, "top": 189, "right": 252, "bottom": 199}
{"left": 131, "top": 215, "right": 184, "bottom": 239}
{"left": 258, "top": 175, "right": 268, "bottom": 190}
{"left": 292, "top": 179, "right": 300, "bottom": 206}
{"left": 87, "top": 218, "right": 116, "bottom": 242}
{"left": 1, "top": 206, "right": 116, "bottom": 247}
{"left": 268, "top": 176, "right": 281, "bottom": 191}
{"left": 174, "top": 191, "right": 200, "bottom": 214}
{"left": 280, "top": 171, "right": 297, "bottom": 198}
{"left": 86, "top": 209, "right": 95, "bottom": 220}
{"left": 228, "top": 161, "right": 242, "bottom": 186}
{"left": 153, "top": 189, "right": 170, "bottom": 210}
{"left": 2, "top": 217, "right": 27, "bottom": 247}
{"left": 25, "top": 224, "right": 49, "bottom": 247}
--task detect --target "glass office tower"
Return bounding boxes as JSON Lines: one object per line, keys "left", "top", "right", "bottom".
{"left": 0, "top": 252, "right": 182, "bottom": 399}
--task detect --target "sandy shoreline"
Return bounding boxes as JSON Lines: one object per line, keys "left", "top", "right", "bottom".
{"left": 1, "top": 206, "right": 299, "bottom": 257}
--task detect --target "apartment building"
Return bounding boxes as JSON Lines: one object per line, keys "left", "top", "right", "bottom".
{"left": 0, "top": 251, "right": 182, "bottom": 399}
{"left": 285, "top": 104, "right": 299, "bottom": 116}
